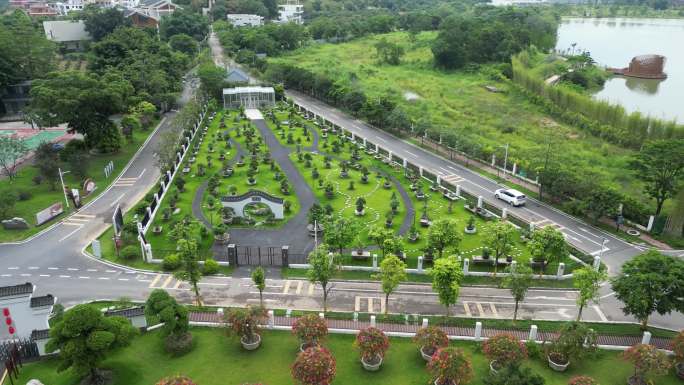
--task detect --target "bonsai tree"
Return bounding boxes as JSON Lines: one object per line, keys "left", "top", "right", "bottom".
{"left": 622, "top": 344, "right": 671, "bottom": 385}
{"left": 390, "top": 195, "right": 400, "bottom": 213}
{"left": 482, "top": 333, "right": 528, "bottom": 371}
{"left": 373, "top": 254, "right": 407, "bottom": 314}
{"left": 292, "top": 314, "right": 328, "bottom": 349}
{"left": 427, "top": 347, "right": 474, "bottom": 385}
{"left": 226, "top": 305, "right": 267, "bottom": 349}
{"left": 465, "top": 216, "right": 476, "bottom": 232}
{"left": 484, "top": 365, "right": 545, "bottom": 385}
{"left": 414, "top": 326, "right": 449, "bottom": 359}
{"left": 292, "top": 346, "right": 337, "bottom": 385}
{"left": 46, "top": 304, "right": 138, "bottom": 385}
{"left": 673, "top": 330, "right": 684, "bottom": 378}
{"left": 145, "top": 289, "right": 192, "bottom": 356}
{"left": 567, "top": 376, "right": 599, "bottom": 385}
{"left": 355, "top": 327, "right": 390, "bottom": 367}
{"left": 251, "top": 266, "right": 266, "bottom": 307}
{"left": 547, "top": 321, "right": 597, "bottom": 369}
{"left": 156, "top": 376, "right": 196, "bottom": 385}
{"left": 355, "top": 197, "right": 366, "bottom": 215}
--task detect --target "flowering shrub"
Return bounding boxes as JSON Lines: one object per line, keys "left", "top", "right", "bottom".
{"left": 354, "top": 327, "right": 390, "bottom": 361}
{"left": 672, "top": 330, "right": 684, "bottom": 363}
{"left": 226, "top": 306, "right": 267, "bottom": 343}
{"left": 414, "top": 326, "right": 449, "bottom": 355}
{"left": 568, "top": 376, "right": 599, "bottom": 385}
{"left": 155, "top": 376, "right": 196, "bottom": 385}
{"left": 622, "top": 344, "right": 671, "bottom": 381}
{"left": 427, "top": 347, "right": 474, "bottom": 385}
{"left": 292, "top": 314, "right": 328, "bottom": 345}
{"left": 482, "top": 333, "right": 527, "bottom": 368}
{"left": 291, "top": 346, "right": 337, "bottom": 385}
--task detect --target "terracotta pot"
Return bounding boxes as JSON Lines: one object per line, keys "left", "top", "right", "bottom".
{"left": 361, "top": 354, "right": 383, "bottom": 371}
{"left": 547, "top": 354, "right": 569, "bottom": 372}
{"left": 240, "top": 334, "right": 261, "bottom": 351}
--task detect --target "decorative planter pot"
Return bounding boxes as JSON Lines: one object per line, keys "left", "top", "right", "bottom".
{"left": 299, "top": 342, "right": 317, "bottom": 353}
{"left": 464, "top": 226, "right": 476, "bottom": 234}
{"left": 355, "top": 209, "right": 365, "bottom": 216}
{"left": 361, "top": 355, "right": 383, "bottom": 371}
{"left": 247, "top": 179, "right": 257, "bottom": 185}
{"left": 241, "top": 334, "right": 261, "bottom": 351}
{"left": 547, "top": 354, "right": 569, "bottom": 372}
{"left": 676, "top": 362, "right": 684, "bottom": 379}
{"left": 420, "top": 346, "right": 435, "bottom": 362}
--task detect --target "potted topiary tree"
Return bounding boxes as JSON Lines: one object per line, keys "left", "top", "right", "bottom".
{"left": 414, "top": 326, "right": 449, "bottom": 362}
{"left": 546, "top": 321, "right": 597, "bottom": 372}
{"left": 464, "top": 216, "right": 476, "bottom": 234}
{"left": 292, "top": 314, "right": 328, "bottom": 351}
{"left": 622, "top": 344, "right": 671, "bottom": 385}
{"left": 355, "top": 197, "right": 366, "bottom": 216}
{"left": 427, "top": 347, "right": 474, "bottom": 385}
{"left": 482, "top": 333, "right": 527, "bottom": 373}
{"left": 672, "top": 330, "right": 684, "bottom": 379}
{"left": 355, "top": 327, "right": 390, "bottom": 371}
{"left": 226, "top": 306, "right": 267, "bottom": 351}
{"left": 408, "top": 223, "right": 419, "bottom": 243}
{"left": 292, "top": 346, "right": 337, "bottom": 385}
{"left": 567, "top": 376, "right": 599, "bottom": 385}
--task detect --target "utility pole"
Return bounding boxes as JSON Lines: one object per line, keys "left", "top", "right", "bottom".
{"left": 503, "top": 143, "right": 509, "bottom": 176}
{"left": 58, "top": 168, "right": 70, "bottom": 209}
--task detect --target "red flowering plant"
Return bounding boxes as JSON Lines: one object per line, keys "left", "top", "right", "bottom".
{"left": 291, "top": 346, "right": 337, "bottom": 385}
{"left": 567, "top": 376, "right": 599, "bottom": 385}
{"left": 622, "top": 344, "right": 671, "bottom": 384}
{"left": 292, "top": 314, "right": 328, "bottom": 348}
{"left": 427, "top": 347, "right": 474, "bottom": 385}
{"left": 673, "top": 330, "right": 684, "bottom": 363}
{"left": 414, "top": 326, "right": 449, "bottom": 356}
{"left": 156, "top": 376, "right": 196, "bottom": 385}
{"left": 482, "top": 333, "right": 528, "bottom": 370}
{"left": 354, "top": 327, "right": 390, "bottom": 364}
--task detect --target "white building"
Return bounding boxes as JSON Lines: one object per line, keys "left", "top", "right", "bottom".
{"left": 223, "top": 86, "right": 275, "bottom": 109}
{"left": 0, "top": 283, "right": 54, "bottom": 342}
{"left": 226, "top": 13, "right": 264, "bottom": 27}
{"left": 278, "top": 0, "right": 303, "bottom": 24}
{"left": 43, "top": 20, "right": 92, "bottom": 51}
{"left": 54, "top": 0, "right": 84, "bottom": 15}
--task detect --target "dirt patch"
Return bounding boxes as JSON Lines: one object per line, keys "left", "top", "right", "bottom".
{"left": 403, "top": 91, "right": 421, "bottom": 102}
{"left": 539, "top": 117, "right": 560, "bottom": 128}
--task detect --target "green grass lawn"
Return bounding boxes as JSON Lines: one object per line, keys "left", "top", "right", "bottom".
{"left": 15, "top": 327, "right": 680, "bottom": 385}
{"left": 0, "top": 126, "right": 155, "bottom": 242}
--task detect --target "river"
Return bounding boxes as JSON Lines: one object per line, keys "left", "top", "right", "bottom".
{"left": 556, "top": 17, "right": 684, "bottom": 122}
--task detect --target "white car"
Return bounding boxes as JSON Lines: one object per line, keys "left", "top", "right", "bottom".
{"left": 494, "top": 188, "right": 526, "bottom": 207}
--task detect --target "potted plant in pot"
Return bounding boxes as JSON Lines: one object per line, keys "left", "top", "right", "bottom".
{"left": 482, "top": 247, "right": 491, "bottom": 260}
{"left": 355, "top": 327, "right": 390, "bottom": 371}
{"left": 427, "top": 347, "right": 474, "bottom": 385}
{"left": 292, "top": 346, "right": 337, "bottom": 385}
{"left": 482, "top": 333, "right": 527, "bottom": 374}
{"left": 408, "top": 223, "right": 419, "bottom": 243}
{"left": 546, "top": 321, "right": 597, "bottom": 372}
{"left": 622, "top": 344, "right": 671, "bottom": 385}
{"left": 225, "top": 306, "right": 267, "bottom": 351}
{"left": 464, "top": 216, "right": 476, "bottom": 234}
{"left": 414, "top": 326, "right": 449, "bottom": 362}
{"left": 292, "top": 314, "right": 328, "bottom": 351}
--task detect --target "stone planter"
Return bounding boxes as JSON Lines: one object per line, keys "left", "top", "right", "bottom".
{"left": 464, "top": 226, "right": 476, "bottom": 234}
{"left": 361, "top": 355, "right": 383, "bottom": 371}
{"left": 241, "top": 334, "right": 261, "bottom": 351}
{"left": 420, "top": 346, "right": 435, "bottom": 362}
{"left": 676, "top": 362, "right": 684, "bottom": 379}
{"left": 547, "top": 354, "right": 569, "bottom": 372}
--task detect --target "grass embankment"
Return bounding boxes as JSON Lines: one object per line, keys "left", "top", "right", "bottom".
{"left": 15, "top": 328, "right": 681, "bottom": 385}
{"left": 269, "top": 31, "right": 644, "bottom": 198}
{"left": 0, "top": 127, "right": 155, "bottom": 243}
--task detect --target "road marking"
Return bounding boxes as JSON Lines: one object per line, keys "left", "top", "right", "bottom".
{"left": 463, "top": 302, "right": 472, "bottom": 317}
{"left": 198, "top": 282, "right": 229, "bottom": 287}
{"left": 28, "top": 267, "right": 39, "bottom": 270}
{"left": 106, "top": 270, "right": 117, "bottom": 273}
{"left": 20, "top": 273, "right": 31, "bottom": 277}
{"left": 375, "top": 136, "right": 387, "bottom": 143}
{"left": 475, "top": 302, "right": 485, "bottom": 317}
{"left": 173, "top": 280, "right": 182, "bottom": 289}
{"left": 600, "top": 291, "right": 616, "bottom": 299}
{"left": 593, "top": 305, "right": 608, "bottom": 322}
{"left": 308, "top": 283, "right": 315, "bottom": 295}
{"left": 48, "top": 267, "right": 58, "bottom": 270}
{"left": 149, "top": 274, "right": 162, "bottom": 288}
{"left": 59, "top": 275, "right": 71, "bottom": 278}
{"left": 137, "top": 168, "right": 146, "bottom": 179}
{"left": 354, "top": 296, "right": 360, "bottom": 312}
{"left": 296, "top": 281, "right": 303, "bottom": 295}
{"left": 39, "top": 274, "right": 50, "bottom": 277}
{"left": 110, "top": 193, "right": 126, "bottom": 207}
{"left": 98, "top": 277, "right": 110, "bottom": 280}
{"left": 368, "top": 297, "right": 374, "bottom": 313}
{"left": 161, "top": 275, "right": 174, "bottom": 289}
{"left": 118, "top": 278, "right": 129, "bottom": 281}
{"left": 87, "top": 269, "right": 97, "bottom": 272}
{"left": 59, "top": 225, "right": 83, "bottom": 242}
{"left": 1, "top": 274, "right": 11, "bottom": 277}
{"left": 489, "top": 303, "right": 499, "bottom": 318}
{"left": 406, "top": 151, "right": 418, "bottom": 158}
{"left": 67, "top": 268, "right": 79, "bottom": 271}
{"left": 283, "top": 280, "right": 291, "bottom": 294}
{"left": 78, "top": 276, "right": 90, "bottom": 279}
{"left": 72, "top": 213, "right": 96, "bottom": 219}
{"left": 7, "top": 267, "right": 18, "bottom": 270}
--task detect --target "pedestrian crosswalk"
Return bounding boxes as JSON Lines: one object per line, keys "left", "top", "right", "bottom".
{"left": 63, "top": 213, "right": 95, "bottom": 226}
{"left": 441, "top": 174, "right": 465, "bottom": 184}
{"left": 114, "top": 177, "right": 138, "bottom": 188}
{"left": 354, "top": 296, "right": 386, "bottom": 314}
{"left": 148, "top": 274, "right": 187, "bottom": 290}
{"left": 531, "top": 218, "right": 564, "bottom": 231}
{"left": 282, "top": 280, "right": 315, "bottom": 296}
{"left": 462, "top": 301, "right": 500, "bottom": 318}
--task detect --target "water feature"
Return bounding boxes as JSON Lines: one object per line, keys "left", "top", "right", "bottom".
{"left": 556, "top": 17, "right": 684, "bottom": 122}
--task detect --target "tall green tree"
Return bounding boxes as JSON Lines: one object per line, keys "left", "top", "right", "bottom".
{"left": 581, "top": 186, "right": 620, "bottom": 224}
{"left": 502, "top": 264, "right": 533, "bottom": 321}
{"left": 427, "top": 218, "right": 462, "bottom": 259}
{"left": 174, "top": 239, "right": 203, "bottom": 306}
{"left": 323, "top": 216, "right": 361, "bottom": 254}
{"left": 46, "top": 304, "right": 138, "bottom": 385}
{"left": 0, "top": 136, "right": 28, "bottom": 180}
{"left": 528, "top": 226, "right": 567, "bottom": 276}
{"left": 33, "top": 142, "right": 60, "bottom": 190}
{"left": 374, "top": 37, "right": 404, "bottom": 65}
{"left": 630, "top": 139, "right": 684, "bottom": 216}
{"left": 160, "top": 9, "right": 209, "bottom": 41}
{"left": 197, "top": 61, "right": 227, "bottom": 100}
{"left": 307, "top": 244, "right": 338, "bottom": 312}
{"left": 611, "top": 250, "right": 684, "bottom": 329}
{"left": 367, "top": 225, "right": 393, "bottom": 255}
{"left": 573, "top": 266, "right": 607, "bottom": 321}
{"left": 373, "top": 254, "right": 407, "bottom": 314}
{"left": 83, "top": 5, "right": 129, "bottom": 41}
{"left": 430, "top": 257, "right": 463, "bottom": 316}
{"left": 484, "top": 221, "right": 516, "bottom": 275}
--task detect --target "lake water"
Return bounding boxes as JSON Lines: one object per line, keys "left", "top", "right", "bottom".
{"left": 556, "top": 18, "right": 684, "bottom": 122}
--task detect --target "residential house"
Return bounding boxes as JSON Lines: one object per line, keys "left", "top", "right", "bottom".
{"left": 277, "top": 0, "right": 303, "bottom": 24}
{"left": 43, "top": 20, "right": 92, "bottom": 51}
{"left": 125, "top": 0, "right": 179, "bottom": 28}
{"left": 225, "top": 67, "right": 250, "bottom": 84}
{"left": 27, "top": 2, "right": 58, "bottom": 16}
{"left": 226, "top": 13, "right": 264, "bottom": 27}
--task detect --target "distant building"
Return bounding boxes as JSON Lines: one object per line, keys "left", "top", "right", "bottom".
{"left": 609, "top": 54, "right": 667, "bottom": 80}
{"left": 226, "top": 13, "right": 264, "bottom": 27}
{"left": 223, "top": 86, "right": 275, "bottom": 109}
{"left": 0, "top": 283, "right": 54, "bottom": 342}
{"left": 54, "top": 0, "right": 85, "bottom": 15}
{"left": 1, "top": 81, "right": 32, "bottom": 116}
{"left": 27, "top": 2, "right": 58, "bottom": 17}
{"left": 43, "top": 20, "right": 92, "bottom": 51}
{"left": 278, "top": 0, "right": 303, "bottom": 24}
{"left": 124, "top": 8, "right": 160, "bottom": 28}
{"left": 125, "top": 0, "right": 180, "bottom": 28}
{"left": 225, "top": 67, "right": 250, "bottom": 84}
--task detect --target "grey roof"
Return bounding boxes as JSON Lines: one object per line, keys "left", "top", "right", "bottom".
{"left": 0, "top": 283, "right": 33, "bottom": 298}
{"left": 31, "top": 329, "right": 50, "bottom": 340}
{"left": 104, "top": 306, "right": 145, "bottom": 318}
{"left": 140, "top": 0, "right": 176, "bottom": 8}
{"left": 30, "top": 295, "right": 55, "bottom": 308}
{"left": 225, "top": 68, "right": 250, "bottom": 83}
{"left": 43, "top": 20, "right": 92, "bottom": 43}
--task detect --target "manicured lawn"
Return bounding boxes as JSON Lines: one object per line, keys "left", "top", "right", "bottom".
{"left": 16, "top": 327, "right": 681, "bottom": 385}
{"left": 0, "top": 127, "right": 155, "bottom": 242}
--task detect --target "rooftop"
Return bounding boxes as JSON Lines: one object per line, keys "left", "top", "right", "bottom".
{"left": 0, "top": 283, "right": 34, "bottom": 298}
{"left": 104, "top": 306, "right": 145, "bottom": 318}
{"left": 30, "top": 295, "right": 55, "bottom": 308}
{"left": 43, "top": 20, "right": 91, "bottom": 42}
{"left": 223, "top": 86, "right": 274, "bottom": 95}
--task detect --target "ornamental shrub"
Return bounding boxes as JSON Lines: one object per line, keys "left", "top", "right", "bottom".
{"left": 155, "top": 375, "right": 196, "bottom": 385}
{"left": 672, "top": 330, "right": 684, "bottom": 363}
{"left": 427, "top": 347, "right": 474, "bottom": 385}
{"left": 292, "top": 314, "right": 328, "bottom": 346}
{"left": 622, "top": 344, "right": 671, "bottom": 382}
{"left": 292, "top": 346, "right": 336, "bottom": 385}
{"left": 413, "top": 326, "right": 449, "bottom": 356}
{"left": 202, "top": 258, "right": 219, "bottom": 275}
{"left": 120, "top": 245, "right": 140, "bottom": 260}
{"left": 226, "top": 306, "right": 267, "bottom": 344}
{"left": 484, "top": 365, "right": 545, "bottom": 385}
{"left": 162, "top": 254, "right": 181, "bottom": 270}
{"left": 568, "top": 376, "right": 599, "bottom": 385}
{"left": 354, "top": 327, "right": 390, "bottom": 361}
{"left": 482, "top": 333, "right": 527, "bottom": 368}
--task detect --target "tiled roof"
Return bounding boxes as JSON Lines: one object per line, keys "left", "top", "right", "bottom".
{"left": 30, "top": 295, "right": 55, "bottom": 308}
{"left": 31, "top": 329, "right": 50, "bottom": 340}
{"left": 104, "top": 306, "right": 145, "bottom": 318}
{"left": 0, "top": 283, "right": 33, "bottom": 298}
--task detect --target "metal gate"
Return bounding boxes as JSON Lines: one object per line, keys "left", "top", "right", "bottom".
{"left": 236, "top": 246, "right": 282, "bottom": 266}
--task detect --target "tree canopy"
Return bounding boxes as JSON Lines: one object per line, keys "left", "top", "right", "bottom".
{"left": 82, "top": 5, "right": 130, "bottom": 41}
{"left": 630, "top": 139, "right": 684, "bottom": 216}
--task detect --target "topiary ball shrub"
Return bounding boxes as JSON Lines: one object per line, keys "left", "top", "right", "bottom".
{"left": 482, "top": 333, "right": 527, "bottom": 370}
{"left": 162, "top": 254, "right": 181, "bottom": 270}
{"left": 203, "top": 258, "right": 220, "bottom": 275}
{"left": 156, "top": 376, "right": 196, "bottom": 385}
{"left": 292, "top": 346, "right": 336, "bottom": 385}
{"left": 120, "top": 245, "right": 141, "bottom": 260}
{"left": 165, "top": 331, "right": 194, "bottom": 356}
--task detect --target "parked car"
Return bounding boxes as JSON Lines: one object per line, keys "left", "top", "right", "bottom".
{"left": 494, "top": 188, "right": 526, "bottom": 207}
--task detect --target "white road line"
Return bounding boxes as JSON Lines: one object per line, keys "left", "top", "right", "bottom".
{"left": 137, "top": 168, "right": 147, "bottom": 179}
{"left": 72, "top": 214, "right": 96, "bottom": 218}
{"left": 296, "top": 281, "right": 303, "bottom": 295}
{"left": 600, "top": 291, "right": 616, "bottom": 299}
{"left": 197, "top": 282, "right": 229, "bottom": 287}
{"left": 149, "top": 274, "right": 162, "bottom": 288}
{"left": 161, "top": 275, "right": 174, "bottom": 289}
{"left": 59, "top": 225, "right": 83, "bottom": 242}
{"left": 39, "top": 274, "right": 50, "bottom": 277}
{"left": 375, "top": 136, "right": 387, "bottom": 143}
{"left": 476, "top": 302, "right": 485, "bottom": 317}
{"left": 106, "top": 270, "right": 117, "bottom": 273}
{"left": 20, "top": 273, "right": 31, "bottom": 277}
{"left": 406, "top": 151, "right": 418, "bottom": 158}
{"left": 59, "top": 275, "right": 71, "bottom": 278}
{"left": 489, "top": 303, "right": 499, "bottom": 318}
{"left": 28, "top": 267, "right": 39, "bottom": 270}
{"left": 0, "top": 274, "right": 11, "bottom": 277}
{"left": 118, "top": 278, "right": 129, "bottom": 281}
{"left": 67, "top": 268, "right": 79, "bottom": 271}
{"left": 463, "top": 302, "right": 472, "bottom": 317}
{"left": 593, "top": 305, "right": 608, "bottom": 322}
{"left": 283, "top": 280, "right": 291, "bottom": 294}
{"left": 78, "top": 276, "right": 90, "bottom": 279}
{"left": 87, "top": 269, "right": 97, "bottom": 272}
{"left": 7, "top": 267, "right": 18, "bottom": 270}
{"left": 48, "top": 267, "right": 58, "bottom": 270}
{"left": 110, "top": 193, "right": 126, "bottom": 207}
{"left": 354, "top": 296, "right": 360, "bottom": 312}
{"left": 98, "top": 277, "right": 110, "bottom": 280}
{"left": 308, "top": 283, "right": 315, "bottom": 295}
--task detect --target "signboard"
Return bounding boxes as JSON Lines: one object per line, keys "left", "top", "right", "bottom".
{"left": 83, "top": 179, "right": 97, "bottom": 195}
{"left": 35, "top": 202, "right": 64, "bottom": 226}
{"left": 71, "top": 189, "right": 80, "bottom": 207}
{"left": 112, "top": 204, "right": 124, "bottom": 236}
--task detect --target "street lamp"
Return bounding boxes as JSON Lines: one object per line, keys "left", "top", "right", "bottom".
{"left": 58, "top": 168, "right": 70, "bottom": 209}
{"left": 497, "top": 143, "right": 509, "bottom": 178}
